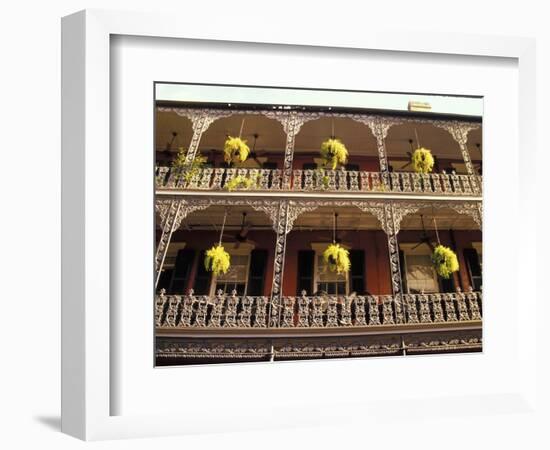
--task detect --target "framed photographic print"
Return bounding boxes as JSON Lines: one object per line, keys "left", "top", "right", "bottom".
{"left": 62, "top": 8, "right": 541, "bottom": 443}
{"left": 153, "top": 83, "right": 484, "bottom": 367}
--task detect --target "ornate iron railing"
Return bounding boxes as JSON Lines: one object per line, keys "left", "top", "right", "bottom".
{"left": 155, "top": 289, "right": 482, "bottom": 330}
{"left": 155, "top": 166, "right": 482, "bottom": 196}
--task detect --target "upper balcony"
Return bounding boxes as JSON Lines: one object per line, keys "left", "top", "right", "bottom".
{"left": 156, "top": 165, "right": 482, "bottom": 197}
{"left": 155, "top": 107, "right": 482, "bottom": 199}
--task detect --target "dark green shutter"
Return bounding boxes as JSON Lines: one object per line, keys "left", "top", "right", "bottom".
{"left": 349, "top": 250, "right": 365, "bottom": 294}
{"left": 169, "top": 249, "right": 196, "bottom": 294}
{"left": 193, "top": 250, "right": 211, "bottom": 295}
{"left": 439, "top": 271, "right": 456, "bottom": 293}
{"left": 157, "top": 269, "right": 173, "bottom": 293}
{"left": 463, "top": 248, "right": 482, "bottom": 290}
{"left": 297, "top": 250, "right": 315, "bottom": 295}
{"left": 247, "top": 249, "right": 268, "bottom": 296}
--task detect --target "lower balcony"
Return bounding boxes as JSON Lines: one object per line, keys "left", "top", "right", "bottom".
{"left": 155, "top": 289, "right": 482, "bottom": 336}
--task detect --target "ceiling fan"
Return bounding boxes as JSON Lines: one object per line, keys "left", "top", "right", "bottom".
{"left": 221, "top": 212, "right": 255, "bottom": 248}
{"left": 317, "top": 213, "right": 350, "bottom": 244}
{"left": 163, "top": 131, "right": 178, "bottom": 152}
{"left": 398, "top": 139, "right": 415, "bottom": 170}
{"left": 247, "top": 133, "right": 268, "bottom": 167}
{"left": 411, "top": 214, "right": 436, "bottom": 252}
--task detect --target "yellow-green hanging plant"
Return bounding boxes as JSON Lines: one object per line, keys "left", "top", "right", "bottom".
{"left": 431, "top": 244, "right": 459, "bottom": 279}
{"left": 225, "top": 174, "right": 260, "bottom": 191}
{"left": 323, "top": 243, "right": 351, "bottom": 275}
{"left": 224, "top": 136, "right": 250, "bottom": 164}
{"left": 204, "top": 244, "right": 231, "bottom": 276}
{"left": 320, "top": 138, "right": 348, "bottom": 170}
{"left": 411, "top": 147, "right": 435, "bottom": 173}
{"left": 172, "top": 147, "right": 208, "bottom": 183}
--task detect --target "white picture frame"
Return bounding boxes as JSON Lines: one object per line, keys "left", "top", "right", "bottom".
{"left": 61, "top": 9, "right": 541, "bottom": 442}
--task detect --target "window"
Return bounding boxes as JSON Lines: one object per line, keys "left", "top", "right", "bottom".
{"left": 156, "top": 243, "right": 192, "bottom": 294}
{"left": 209, "top": 243, "right": 254, "bottom": 296}
{"left": 247, "top": 249, "right": 268, "bottom": 296}
{"left": 400, "top": 244, "right": 439, "bottom": 294}
{"left": 297, "top": 250, "right": 315, "bottom": 295}
{"left": 464, "top": 243, "right": 482, "bottom": 290}
{"left": 311, "top": 243, "right": 349, "bottom": 295}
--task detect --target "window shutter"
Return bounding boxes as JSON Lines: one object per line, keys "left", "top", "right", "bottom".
{"left": 247, "top": 249, "right": 268, "bottom": 296}
{"left": 439, "top": 271, "right": 456, "bottom": 293}
{"left": 349, "top": 250, "right": 365, "bottom": 294}
{"left": 302, "top": 163, "right": 317, "bottom": 170}
{"left": 297, "top": 250, "right": 315, "bottom": 295}
{"left": 193, "top": 250, "right": 211, "bottom": 295}
{"left": 156, "top": 269, "right": 173, "bottom": 293}
{"left": 169, "top": 249, "right": 196, "bottom": 294}
{"left": 463, "top": 248, "right": 482, "bottom": 290}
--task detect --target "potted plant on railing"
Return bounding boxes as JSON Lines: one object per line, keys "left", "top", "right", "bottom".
{"left": 172, "top": 147, "right": 207, "bottom": 187}
{"left": 204, "top": 210, "right": 231, "bottom": 276}
{"left": 225, "top": 173, "right": 261, "bottom": 191}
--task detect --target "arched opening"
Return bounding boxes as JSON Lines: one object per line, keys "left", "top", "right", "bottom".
{"left": 398, "top": 206, "right": 482, "bottom": 293}
{"left": 156, "top": 204, "right": 276, "bottom": 297}
{"left": 385, "top": 122, "right": 467, "bottom": 174}
{"left": 285, "top": 205, "right": 391, "bottom": 298}
{"left": 155, "top": 110, "right": 193, "bottom": 165}
{"left": 294, "top": 116, "right": 378, "bottom": 171}
{"left": 467, "top": 127, "right": 482, "bottom": 175}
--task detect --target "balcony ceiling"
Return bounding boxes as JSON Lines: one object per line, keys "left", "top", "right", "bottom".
{"left": 167, "top": 205, "right": 479, "bottom": 232}
{"left": 156, "top": 110, "right": 482, "bottom": 161}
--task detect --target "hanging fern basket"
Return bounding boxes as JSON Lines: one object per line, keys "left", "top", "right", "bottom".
{"left": 411, "top": 147, "right": 435, "bottom": 173}
{"left": 224, "top": 136, "right": 250, "bottom": 164}
{"left": 432, "top": 245, "right": 459, "bottom": 279}
{"left": 323, "top": 243, "right": 351, "bottom": 275}
{"left": 204, "top": 244, "right": 231, "bottom": 276}
{"left": 320, "top": 138, "right": 348, "bottom": 170}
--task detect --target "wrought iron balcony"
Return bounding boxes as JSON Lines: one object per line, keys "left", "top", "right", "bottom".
{"left": 155, "top": 166, "right": 482, "bottom": 196}
{"left": 155, "top": 289, "right": 482, "bottom": 333}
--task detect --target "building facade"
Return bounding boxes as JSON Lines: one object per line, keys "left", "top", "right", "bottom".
{"left": 154, "top": 101, "right": 483, "bottom": 365}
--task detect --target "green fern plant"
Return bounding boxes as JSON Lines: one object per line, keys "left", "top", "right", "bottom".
{"left": 224, "top": 136, "right": 250, "bottom": 164}
{"left": 432, "top": 245, "right": 459, "bottom": 278}
{"left": 225, "top": 174, "right": 260, "bottom": 191}
{"left": 323, "top": 243, "right": 351, "bottom": 275}
{"left": 412, "top": 147, "right": 435, "bottom": 174}
{"left": 320, "top": 138, "right": 348, "bottom": 170}
{"left": 172, "top": 147, "right": 207, "bottom": 183}
{"left": 204, "top": 244, "right": 231, "bottom": 276}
